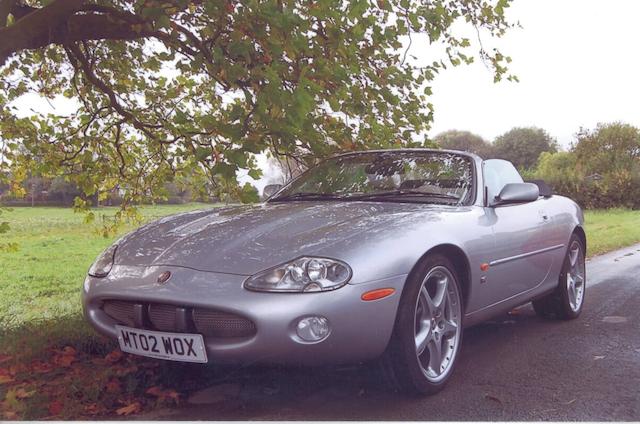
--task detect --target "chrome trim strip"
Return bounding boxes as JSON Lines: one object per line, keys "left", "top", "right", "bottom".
{"left": 489, "top": 244, "right": 565, "bottom": 266}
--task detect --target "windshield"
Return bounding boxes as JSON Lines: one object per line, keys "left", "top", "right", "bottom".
{"left": 271, "top": 151, "right": 475, "bottom": 205}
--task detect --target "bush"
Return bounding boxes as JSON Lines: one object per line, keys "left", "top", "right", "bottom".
{"left": 532, "top": 123, "right": 640, "bottom": 209}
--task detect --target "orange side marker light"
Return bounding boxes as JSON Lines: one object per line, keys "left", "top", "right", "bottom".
{"left": 480, "top": 263, "right": 490, "bottom": 272}
{"left": 361, "top": 288, "right": 396, "bottom": 301}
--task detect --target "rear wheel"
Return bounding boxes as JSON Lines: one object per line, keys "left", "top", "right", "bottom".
{"left": 381, "top": 254, "right": 463, "bottom": 394}
{"left": 532, "top": 234, "right": 586, "bottom": 320}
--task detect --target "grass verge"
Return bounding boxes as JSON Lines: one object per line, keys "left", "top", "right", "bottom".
{"left": 0, "top": 204, "right": 219, "bottom": 419}
{"left": 583, "top": 208, "right": 640, "bottom": 256}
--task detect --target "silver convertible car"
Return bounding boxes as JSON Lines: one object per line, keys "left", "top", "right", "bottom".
{"left": 83, "top": 149, "right": 586, "bottom": 394}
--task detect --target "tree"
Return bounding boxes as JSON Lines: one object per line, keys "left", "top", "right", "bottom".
{"left": 0, "top": 0, "right": 515, "bottom": 226}
{"left": 532, "top": 123, "right": 640, "bottom": 209}
{"left": 492, "top": 127, "right": 558, "bottom": 170}
{"left": 573, "top": 122, "right": 640, "bottom": 176}
{"left": 433, "top": 130, "right": 492, "bottom": 157}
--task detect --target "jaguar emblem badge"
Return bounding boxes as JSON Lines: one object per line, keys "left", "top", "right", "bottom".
{"left": 157, "top": 271, "right": 172, "bottom": 284}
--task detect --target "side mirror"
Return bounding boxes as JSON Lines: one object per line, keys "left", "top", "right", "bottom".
{"left": 493, "top": 183, "right": 539, "bottom": 206}
{"left": 263, "top": 184, "right": 283, "bottom": 199}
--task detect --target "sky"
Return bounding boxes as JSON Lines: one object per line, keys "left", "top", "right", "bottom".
{"left": 426, "top": 0, "right": 640, "bottom": 149}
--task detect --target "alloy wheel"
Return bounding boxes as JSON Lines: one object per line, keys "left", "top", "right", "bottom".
{"left": 413, "top": 266, "right": 462, "bottom": 383}
{"left": 566, "top": 240, "right": 585, "bottom": 312}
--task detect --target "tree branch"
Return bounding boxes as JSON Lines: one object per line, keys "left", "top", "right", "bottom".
{"left": 65, "top": 43, "right": 165, "bottom": 142}
{"left": 0, "top": 0, "right": 164, "bottom": 66}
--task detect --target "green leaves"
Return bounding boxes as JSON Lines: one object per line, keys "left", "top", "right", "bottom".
{"left": 0, "top": 0, "right": 515, "bottom": 228}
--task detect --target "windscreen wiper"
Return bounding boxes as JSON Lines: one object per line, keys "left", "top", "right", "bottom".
{"left": 347, "top": 190, "right": 461, "bottom": 201}
{"left": 271, "top": 192, "right": 344, "bottom": 201}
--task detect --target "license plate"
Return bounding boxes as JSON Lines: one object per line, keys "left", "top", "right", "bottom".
{"left": 115, "top": 325, "right": 208, "bottom": 363}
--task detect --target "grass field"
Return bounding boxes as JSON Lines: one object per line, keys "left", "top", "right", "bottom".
{"left": 0, "top": 204, "right": 639, "bottom": 418}
{"left": 0, "top": 203, "right": 215, "bottom": 419}
{"left": 582, "top": 208, "right": 640, "bottom": 256}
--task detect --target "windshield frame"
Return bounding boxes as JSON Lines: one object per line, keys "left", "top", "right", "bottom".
{"left": 268, "top": 149, "right": 478, "bottom": 206}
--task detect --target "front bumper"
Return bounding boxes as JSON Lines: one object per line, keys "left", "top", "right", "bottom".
{"left": 83, "top": 265, "right": 406, "bottom": 365}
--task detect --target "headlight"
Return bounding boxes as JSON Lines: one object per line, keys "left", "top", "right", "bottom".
{"left": 88, "top": 244, "right": 118, "bottom": 278}
{"left": 244, "top": 257, "right": 352, "bottom": 292}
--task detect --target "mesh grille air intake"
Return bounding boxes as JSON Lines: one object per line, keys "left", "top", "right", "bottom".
{"left": 102, "top": 300, "right": 136, "bottom": 327}
{"left": 100, "top": 300, "right": 256, "bottom": 338}
{"left": 148, "top": 303, "right": 176, "bottom": 332}
{"left": 192, "top": 309, "right": 256, "bottom": 338}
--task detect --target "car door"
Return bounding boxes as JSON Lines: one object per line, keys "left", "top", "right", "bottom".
{"left": 478, "top": 160, "right": 558, "bottom": 308}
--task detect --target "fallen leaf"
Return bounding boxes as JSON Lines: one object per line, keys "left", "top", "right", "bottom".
{"left": 8, "top": 364, "right": 27, "bottom": 375}
{"left": 114, "top": 364, "right": 138, "bottom": 377}
{"left": 145, "top": 386, "right": 164, "bottom": 397}
{"left": 0, "top": 375, "right": 15, "bottom": 385}
{"left": 2, "top": 411, "right": 18, "bottom": 420}
{"left": 146, "top": 386, "right": 180, "bottom": 403}
{"left": 485, "top": 394, "right": 503, "bottom": 404}
{"left": 53, "top": 346, "right": 77, "bottom": 368}
{"left": 32, "top": 361, "right": 53, "bottom": 374}
{"left": 84, "top": 403, "right": 105, "bottom": 416}
{"left": 106, "top": 379, "right": 121, "bottom": 393}
{"left": 166, "top": 390, "right": 180, "bottom": 402}
{"left": 54, "top": 354, "right": 75, "bottom": 368}
{"left": 48, "top": 400, "right": 64, "bottom": 416}
{"left": 15, "top": 388, "right": 35, "bottom": 399}
{"left": 115, "top": 401, "right": 141, "bottom": 416}
{"left": 62, "top": 346, "right": 76, "bottom": 356}
{"left": 105, "top": 350, "right": 123, "bottom": 364}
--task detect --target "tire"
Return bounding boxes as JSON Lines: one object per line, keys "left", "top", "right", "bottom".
{"left": 381, "top": 254, "right": 464, "bottom": 395}
{"left": 532, "top": 233, "right": 586, "bottom": 320}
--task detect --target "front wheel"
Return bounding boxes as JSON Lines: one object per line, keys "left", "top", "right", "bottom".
{"left": 381, "top": 255, "right": 464, "bottom": 395}
{"left": 532, "top": 234, "right": 586, "bottom": 320}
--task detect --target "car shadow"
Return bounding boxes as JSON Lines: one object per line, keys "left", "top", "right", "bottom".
{"left": 146, "top": 304, "right": 556, "bottom": 420}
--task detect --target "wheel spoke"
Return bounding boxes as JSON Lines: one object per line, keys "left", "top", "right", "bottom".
{"left": 569, "top": 248, "right": 579, "bottom": 267}
{"left": 427, "top": 337, "right": 443, "bottom": 374}
{"left": 415, "top": 326, "right": 431, "bottom": 356}
{"left": 568, "top": 275, "right": 576, "bottom": 306}
{"left": 441, "top": 319, "right": 458, "bottom": 338}
{"left": 420, "top": 287, "right": 435, "bottom": 317}
{"left": 433, "top": 276, "right": 448, "bottom": 308}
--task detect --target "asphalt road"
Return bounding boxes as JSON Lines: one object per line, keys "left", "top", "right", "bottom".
{"left": 144, "top": 244, "right": 640, "bottom": 421}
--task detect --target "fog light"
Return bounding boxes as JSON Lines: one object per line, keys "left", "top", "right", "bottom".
{"left": 296, "top": 316, "right": 330, "bottom": 342}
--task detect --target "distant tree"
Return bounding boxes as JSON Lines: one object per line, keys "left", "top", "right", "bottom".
{"left": 492, "top": 127, "right": 558, "bottom": 170}
{"left": 433, "top": 130, "right": 492, "bottom": 157}
{"left": 24, "top": 176, "right": 49, "bottom": 206}
{"left": 48, "top": 177, "right": 81, "bottom": 204}
{"left": 573, "top": 122, "right": 640, "bottom": 175}
{"left": 161, "top": 181, "right": 193, "bottom": 204}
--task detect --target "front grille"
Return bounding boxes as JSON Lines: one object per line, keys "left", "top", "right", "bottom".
{"left": 101, "top": 300, "right": 256, "bottom": 338}
{"left": 148, "top": 303, "right": 176, "bottom": 332}
{"left": 103, "top": 300, "right": 136, "bottom": 327}
{"left": 193, "top": 309, "right": 256, "bottom": 338}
